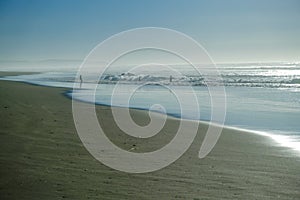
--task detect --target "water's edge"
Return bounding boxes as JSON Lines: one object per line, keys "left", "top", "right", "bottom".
{"left": 1, "top": 77, "right": 300, "bottom": 156}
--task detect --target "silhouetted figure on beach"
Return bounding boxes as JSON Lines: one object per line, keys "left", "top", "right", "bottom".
{"left": 169, "top": 75, "right": 173, "bottom": 83}
{"left": 79, "top": 75, "right": 83, "bottom": 88}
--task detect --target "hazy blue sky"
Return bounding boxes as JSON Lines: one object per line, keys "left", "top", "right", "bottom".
{"left": 0, "top": 0, "right": 299, "bottom": 63}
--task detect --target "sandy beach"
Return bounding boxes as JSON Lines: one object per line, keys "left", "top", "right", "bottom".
{"left": 0, "top": 76, "right": 299, "bottom": 199}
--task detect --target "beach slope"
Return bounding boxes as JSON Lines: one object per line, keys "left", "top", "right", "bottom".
{"left": 0, "top": 80, "right": 299, "bottom": 199}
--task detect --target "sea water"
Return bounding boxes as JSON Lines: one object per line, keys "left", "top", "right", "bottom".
{"left": 1, "top": 62, "right": 300, "bottom": 153}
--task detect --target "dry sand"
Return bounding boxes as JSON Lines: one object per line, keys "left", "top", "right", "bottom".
{"left": 0, "top": 77, "right": 299, "bottom": 199}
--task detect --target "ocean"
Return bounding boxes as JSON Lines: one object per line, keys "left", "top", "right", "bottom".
{"left": 1, "top": 62, "right": 300, "bottom": 154}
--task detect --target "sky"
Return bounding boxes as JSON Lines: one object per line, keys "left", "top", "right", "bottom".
{"left": 0, "top": 0, "right": 300, "bottom": 64}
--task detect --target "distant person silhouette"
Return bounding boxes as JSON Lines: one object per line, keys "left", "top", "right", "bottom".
{"left": 169, "top": 75, "right": 173, "bottom": 83}
{"left": 79, "top": 75, "right": 83, "bottom": 88}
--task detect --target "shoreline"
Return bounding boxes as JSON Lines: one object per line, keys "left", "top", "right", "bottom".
{"left": 0, "top": 71, "right": 40, "bottom": 77}
{"left": 1, "top": 77, "right": 300, "bottom": 199}
{"left": 2, "top": 72, "right": 300, "bottom": 156}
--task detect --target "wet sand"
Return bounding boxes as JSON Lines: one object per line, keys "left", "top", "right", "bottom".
{"left": 0, "top": 78, "right": 299, "bottom": 199}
